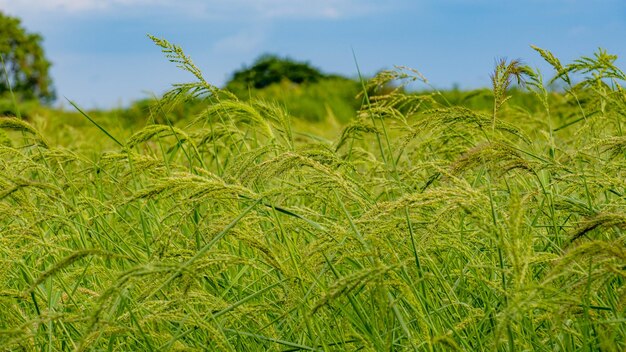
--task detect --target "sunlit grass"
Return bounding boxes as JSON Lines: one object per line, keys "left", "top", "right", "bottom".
{"left": 0, "top": 41, "right": 624, "bottom": 351}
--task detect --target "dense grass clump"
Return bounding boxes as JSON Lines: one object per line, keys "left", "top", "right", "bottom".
{"left": 1, "top": 40, "right": 625, "bottom": 351}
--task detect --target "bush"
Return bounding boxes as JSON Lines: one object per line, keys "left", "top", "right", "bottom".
{"left": 226, "top": 54, "right": 336, "bottom": 91}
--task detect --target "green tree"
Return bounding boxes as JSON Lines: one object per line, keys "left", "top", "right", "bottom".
{"left": 0, "top": 11, "right": 55, "bottom": 102}
{"left": 226, "top": 54, "right": 332, "bottom": 91}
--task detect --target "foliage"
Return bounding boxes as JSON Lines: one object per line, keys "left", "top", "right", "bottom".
{"left": 1, "top": 41, "right": 625, "bottom": 351}
{"left": 226, "top": 54, "right": 338, "bottom": 91}
{"left": 0, "top": 11, "right": 55, "bottom": 103}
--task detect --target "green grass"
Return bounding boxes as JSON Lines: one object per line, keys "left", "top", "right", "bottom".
{"left": 0, "top": 41, "right": 625, "bottom": 351}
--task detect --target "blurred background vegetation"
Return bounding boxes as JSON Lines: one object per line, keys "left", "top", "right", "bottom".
{"left": 0, "top": 11, "right": 54, "bottom": 107}
{"left": 0, "top": 10, "right": 560, "bottom": 143}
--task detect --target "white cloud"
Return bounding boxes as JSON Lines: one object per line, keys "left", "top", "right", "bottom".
{"left": 0, "top": 0, "right": 382, "bottom": 20}
{"left": 0, "top": 0, "right": 158, "bottom": 13}
{"left": 229, "top": 0, "right": 375, "bottom": 20}
{"left": 213, "top": 28, "right": 268, "bottom": 54}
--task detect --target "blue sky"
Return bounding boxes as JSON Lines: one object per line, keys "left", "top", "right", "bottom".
{"left": 2, "top": 0, "right": 625, "bottom": 109}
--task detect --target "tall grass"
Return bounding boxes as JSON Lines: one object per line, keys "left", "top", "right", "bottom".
{"left": 0, "top": 39, "right": 625, "bottom": 351}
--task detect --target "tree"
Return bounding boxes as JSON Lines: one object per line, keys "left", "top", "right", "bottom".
{"left": 0, "top": 11, "right": 54, "bottom": 102}
{"left": 226, "top": 54, "right": 332, "bottom": 90}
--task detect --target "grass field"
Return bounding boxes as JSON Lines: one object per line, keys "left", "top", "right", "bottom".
{"left": 1, "top": 40, "right": 625, "bottom": 351}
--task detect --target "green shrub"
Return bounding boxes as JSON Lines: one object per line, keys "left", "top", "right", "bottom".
{"left": 226, "top": 54, "right": 332, "bottom": 91}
